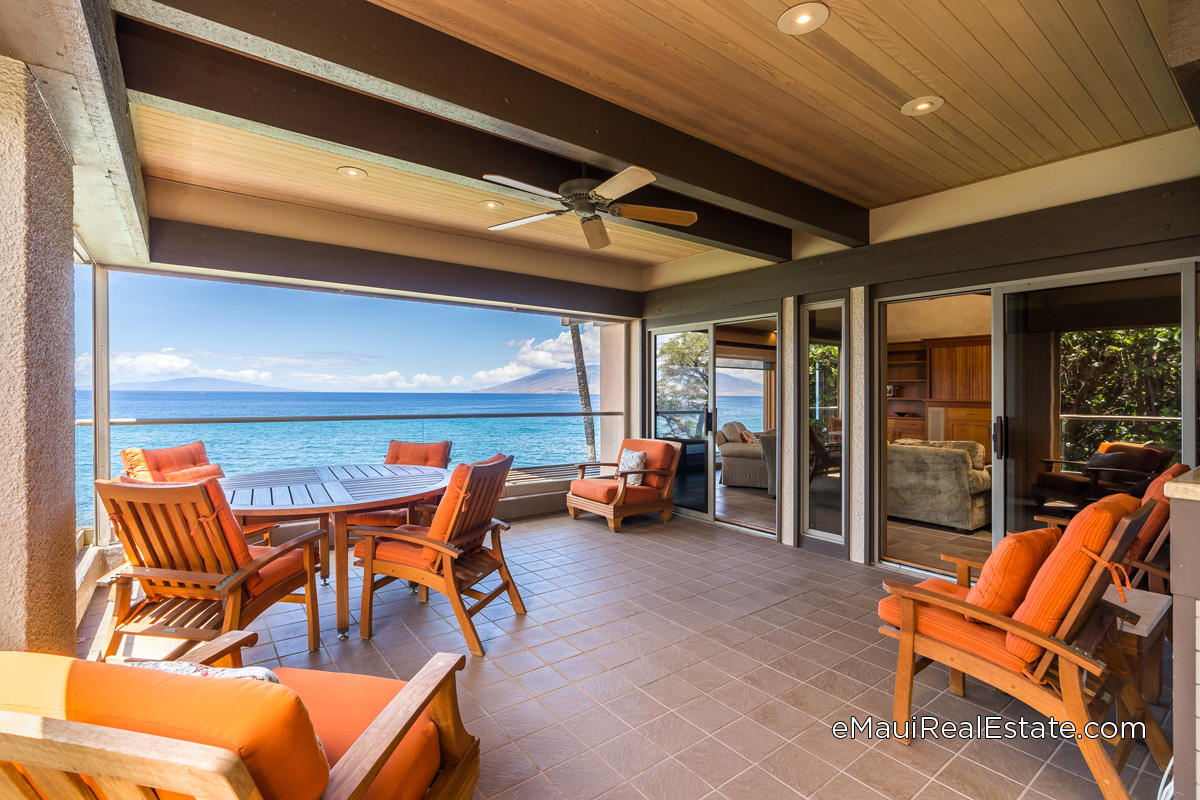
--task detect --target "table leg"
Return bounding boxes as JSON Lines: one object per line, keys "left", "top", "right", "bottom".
{"left": 332, "top": 510, "right": 350, "bottom": 640}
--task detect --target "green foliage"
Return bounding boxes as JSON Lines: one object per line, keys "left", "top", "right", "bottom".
{"left": 655, "top": 332, "right": 709, "bottom": 437}
{"left": 1059, "top": 327, "right": 1181, "bottom": 460}
{"left": 808, "top": 344, "right": 840, "bottom": 437}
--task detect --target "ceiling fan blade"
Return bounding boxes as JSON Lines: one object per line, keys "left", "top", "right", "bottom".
{"left": 581, "top": 216, "right": 610, "bottom": 249}
{"left": 591, "top": 166, "right": 656, "bottom": 200}
{"left": 482, "top": 174, "right": 562, "bottom": 199}
{"left": 488, "top": 210, "right": 565, "bottom": 231}
{"left": 610, "top": 204, "right": 699, "bottom": 227}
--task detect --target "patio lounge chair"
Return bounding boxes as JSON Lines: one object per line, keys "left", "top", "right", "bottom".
{"left": 879, "top": 494, "right": 1172, "bottom": 800}
{"left": 566, "top": 438, "right": 682, "bottom": 531}
{"left": 352, "top": 454, "right": 523, "bottom": 656}
{"left": 0, "top": 631, "right": 479, "bottom": 800}
{"left": 1032, "top": 440, "right": 1174, "bottom": 514}
{"left": 95, "top": 477, "right": 326, "bottom": 660}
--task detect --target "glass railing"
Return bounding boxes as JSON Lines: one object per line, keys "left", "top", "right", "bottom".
{"left": 1058, "top": 414, "right": 1182, "bottom": 464}
{"left": 74, "top": 411, "right": 621, "bottom": 527}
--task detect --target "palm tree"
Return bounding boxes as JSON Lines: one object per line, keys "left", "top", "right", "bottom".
{"left": 570, "top": 322, "right": 597, "bottom": 461}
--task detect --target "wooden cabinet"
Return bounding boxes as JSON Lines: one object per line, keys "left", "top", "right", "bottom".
{"left": 924, "top": 336, "right": 992, "bottom": 450}
{"left": 886, "top": 341, "right": 928, "bottom": 441}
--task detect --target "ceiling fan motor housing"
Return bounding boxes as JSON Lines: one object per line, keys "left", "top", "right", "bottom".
{"left": 558, "top": 178, "right": 606, "bottom": 216}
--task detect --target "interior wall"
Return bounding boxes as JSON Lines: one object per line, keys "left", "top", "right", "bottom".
{"left": 885, "top": 294, "right": 992, "bottom": 341}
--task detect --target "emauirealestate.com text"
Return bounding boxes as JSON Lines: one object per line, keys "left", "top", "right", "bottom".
{"left": 831, "top": 716, "right": 1145, "bottom": 742}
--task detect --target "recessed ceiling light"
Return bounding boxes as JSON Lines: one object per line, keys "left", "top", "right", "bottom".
{"left": 478, "top": 200, "right": 504, "bottom": 210}
{"left": 901, "top": 96, "right": 944, "bottom": 116}
{"left": 336, "top": 165, "right": 368, "bottom": 178}
{"left": 777, "top": 3, "right": 829, "bottom": 34}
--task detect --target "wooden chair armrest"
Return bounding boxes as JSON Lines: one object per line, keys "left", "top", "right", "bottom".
{"left": 218, "top": 529, "right": 328, "bottom": 595}
{"left": 323, "top": 653, "right": 468, "bottom": 800}
{"left": 174, "top": 631, "right": 261, "bottom": 665}
{"left": 96, "top": 564, "right": 132, "bottom": 587}
{"left": 1130, "top": 559, "right": 1170, "bottom": 579}
{"left": 1033, "top": 514, "right": 1071, "bottom": 528}
{"left": 940, "top": 553, "right": 985, "bottom": 587}
{"left": 576, "top": 462, "right": 618, "bottom": 479}
{"left": 353, "top": 526, "right": 464, "bottom": 559}
{"left": 1096, "top": 467, "right": 1157, "bottom": 479}
{"left": 1041, "top": 458, "right": 1088, "bottom": 468}
{"left": 615, "top": 468, "right": 674, "bottom": 477}
{"left": 126, "top": 566, "right": 228, "bottom": 586}
{"left": 881, "top": 579, "right": 1106, "bottom": 676}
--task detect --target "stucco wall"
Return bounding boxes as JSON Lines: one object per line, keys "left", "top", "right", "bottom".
{"left": 0, "top": 56, "right": 76, "bottom": 654}
{"left": 780, "top": 297, "right": 796, "bottom": 546}
{"left": 849, "top": 287, "right": 868, "bottom": 563}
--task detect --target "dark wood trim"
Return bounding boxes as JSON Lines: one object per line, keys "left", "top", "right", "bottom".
{"left": 147, "top": 218, "right": 643, "bottom": 318}
{"left": 643, "top": 300, "right": 783, "bottom": 333}
{"left": 644, "top": 178, "right": 1200, "bottom": 318}
{"left": 117, "top": 2, "right": 867, "bottom": 246}
{"left": 115, "top": 17, "right": 792, "bottom": 262}
{"left": 1167, "top": 0, "right": 1200, "bottom": 122}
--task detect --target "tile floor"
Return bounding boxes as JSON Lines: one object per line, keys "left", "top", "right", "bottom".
{"left": 883, "top": 518, "right": 995, "bottom": 574}
{"left": 715, "top": 482, "right": 777, "bottom": 532}
{"left": 77, "top": 511, "right": 1171, "bottom": 800}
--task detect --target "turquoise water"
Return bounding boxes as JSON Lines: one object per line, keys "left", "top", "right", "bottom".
{"left": 74, "top": 391, "right": 763, "bottom": 525}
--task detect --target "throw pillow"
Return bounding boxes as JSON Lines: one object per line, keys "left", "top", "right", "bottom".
{"left": 619, "top": 449, "right": 648, "bottom": 486}
{"left": 965, "top": 528, "right": 1060, "bottom": 619}
{"left": 740, "top": 430, "right": 760, "bottom": 444}
{"left": 1084, "top": 450, "right": 1125, "bottom": 482}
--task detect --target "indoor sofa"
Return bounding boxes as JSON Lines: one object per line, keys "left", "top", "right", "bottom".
{"left": 716, "top": 421, "right": 768, "bottom": 489}
{"left": 887, "top": 439, "right": 991, "bottom": 532}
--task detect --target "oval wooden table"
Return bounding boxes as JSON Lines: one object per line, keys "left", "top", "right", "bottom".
{"left": 221, "top": 464, "right": 452, "bottom": 639}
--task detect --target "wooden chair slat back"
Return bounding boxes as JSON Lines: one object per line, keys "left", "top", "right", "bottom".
{"left": 1032, "top": 499, "right": 1156, "bottom": 681}
{"left": 0, "top": 711, "right": 259, "bottom": 800}
{"left": 96, "top": 480, "right": 241, "bottom": 592}
{"left": 447, "top": 456, "right": 514, "bottom": 550}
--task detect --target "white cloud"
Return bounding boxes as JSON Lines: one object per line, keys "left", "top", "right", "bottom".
{"left": 75, "top": 352, "right": 92, "bottom": 375}
{"left": 120, "top": 348, "right": 380, "bottom": 369}
{"left": 471, "top": 325, "right": 599, "bottom": 387}
{"left": 109, "top": 351, "right": 273, "bottom": 384}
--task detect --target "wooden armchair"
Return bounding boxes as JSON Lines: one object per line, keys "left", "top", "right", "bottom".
{"left": 0, "top": 631, "right": 479, "bottom": 800}
{"left": 565, "top": 438, "right": 682, "bottom": 531}
{"left": 880, "top": 496, "right": 1172, "bottom": 800}
{"left": 1032, "top": 441, "right": 1174, "bottom": 514}
{"left": 346, "top": 439, "right": 454, "bottom": 529}
{"left": 808, "top": 425, "right": 841, "bottom": 483}
{"left": 352, "top": 455, "right": 524, "bottom": 656}
{"left": 95, "top": 477, "right": 326, "bottom": 660}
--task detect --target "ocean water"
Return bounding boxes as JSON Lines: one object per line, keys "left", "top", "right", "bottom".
{"left": 74, "top": 391, "right": 763, "bottom": 525}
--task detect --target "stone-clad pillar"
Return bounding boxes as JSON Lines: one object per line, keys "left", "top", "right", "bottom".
{"left": 0, "top": 56, "right": 76, "bottom": 655}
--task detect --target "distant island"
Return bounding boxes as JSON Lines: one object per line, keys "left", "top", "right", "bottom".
{"left": 110, "top": 377, "right": 293, "bottom": 392}
{"left": 475, "top": 365, "right": 764, "bottom": 396}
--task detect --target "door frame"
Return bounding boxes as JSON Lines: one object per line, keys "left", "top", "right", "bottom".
{"left": 798, "top": 299, "right": 849, "bottom": 551}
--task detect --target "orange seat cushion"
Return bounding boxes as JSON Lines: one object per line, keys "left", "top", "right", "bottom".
{"left": 121, "top": 441, "right": 214, "bottom": 482}
{"left": 246, "top": 545, "right": 306, "bottom": 598}
{"left": 1008, "top": 494, "right": 1141, "bottom": 663}
{"left": 0, "top": 652, "right": 329, "bottom": 800}
{"left": 878, "top": 579, "right": 1026, "bottom": 673}
{"left": 354, "top": 532, "right": 428, "bottom": 569}
{"left": 569, "top": 479, "right": 662, "bottom": 505}
{"left": 618, "top": 439, "right": 678, "bottom": 491}
{"left": 965, "top": 528, "right": 1060, "bottom": 618}
{"left": 1130, "top": 463, "right": 1190, "bottom": 561}
{"left": 386, "top": 440, "right": 452, "bottom": 468}
{"left": 348, "top": 507, "right": 412, "bottom": 528}
{"left": 275, "top": 667, "right": 441, "bottom": 800}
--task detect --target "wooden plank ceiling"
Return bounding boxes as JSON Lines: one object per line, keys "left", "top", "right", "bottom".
{"left": 375, "top": 0, "right": 1193, "bottom": 208}
{"left": 132, "top": 104, "right": 712, "bottom": 267}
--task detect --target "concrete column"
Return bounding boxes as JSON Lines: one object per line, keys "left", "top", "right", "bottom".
{"left": 0, "top": 56, "right": 76, "bottom": 655}
{"left": 848, "top": 287, "right": 868, "bottom": 563}
{"left": 598, "top": 321, "right": 627, "bottom": 463}
{"left": 780, "top": 297, "right": 797, "bottom": 546}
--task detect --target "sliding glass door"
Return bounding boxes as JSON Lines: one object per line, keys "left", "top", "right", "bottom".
{"left": 800, "top": 301, "right": 845, "bottom": 543}
{"left": 652, "top": 327, "right": 714, "bottom": 515}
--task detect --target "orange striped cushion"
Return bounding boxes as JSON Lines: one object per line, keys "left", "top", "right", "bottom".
{"left": 121, "top": 441, "right": 212, "bottom": 481}
{"left": 965, "top": 528, "right": 1060, "bottom": 618}
{"left": 1007, "top": 494, "right": 1140, "bottom": 663}
{"left": 385, "top": 440, "right": 452, "bottom": 468}
{"left": 878, "top": 578, "right": 1026, "bottom": 673}
{"left": 1129, "top": 463, "right": 1190, "bottom": 561}
{"left": 196, "top": 477, "right": 255, "bottom": 578}
{"left": 165, "top": 464, "right": 226, "bottom": 482}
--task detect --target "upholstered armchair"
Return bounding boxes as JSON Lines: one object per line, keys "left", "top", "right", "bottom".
{"left": 566, "top": 438, "right": 682, "bottom": 531}
{"left": 716, "top": 421, "right": 768, "bottom": 489}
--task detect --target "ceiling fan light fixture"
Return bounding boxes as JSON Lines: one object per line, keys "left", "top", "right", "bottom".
{"left": 778, "top": 3, "right": 828, "bottom": 34}
{"left": 901, "top": 95, "right": 944, "bottom": 116}
{"left": 336, "top": 165, "right": 368, "bottom": 178}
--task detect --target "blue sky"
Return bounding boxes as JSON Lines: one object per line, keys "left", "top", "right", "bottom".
{"left": 73, "top": 267, "right": 599, "bottom": 391}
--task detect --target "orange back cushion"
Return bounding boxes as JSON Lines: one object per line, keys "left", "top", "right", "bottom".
{"left": 165, "top": 463, "right": 226, "bottom": 482}
{"left": 1129, "top": 463, "right": 1190, "bottom": 561}
{"left": 121, "top": 441, "right": 212, "bottom": 481}
{"left": 385, "top": 440, "right": 453, "bottom": 468}
{"left": 620, "top": 439, "right": 677, "bottom": 490}
{"left": 0, "top": 652, "right": 329, "bottom": 800}
{"left": 1098, "top": 442, "right": 1163, "bottom": 473}
{"left": 965, "top": 527, "right": 1060, "bottom": 618}
{"left": 1007, "top": 494, "right": 1140, "bottom": 663}
{"left": 197, "top": 477, "right": 255, "bottom": 576}
{"left": 426, "top": 455, "right": 509, "bottom": 567}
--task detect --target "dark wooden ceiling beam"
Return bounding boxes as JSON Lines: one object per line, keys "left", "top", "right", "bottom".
{"left": 1167, "top": 0, "right": 1200, "bottom": 121}
{"left": 113, "top": 0, "right": 868, "bottom": 246}
{"left": 116, "top": 17, "right": 792, "bottom": 262}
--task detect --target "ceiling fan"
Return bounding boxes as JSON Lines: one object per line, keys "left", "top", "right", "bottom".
{"left": 482, "top": 166, "right": 699, "bottom": 250}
